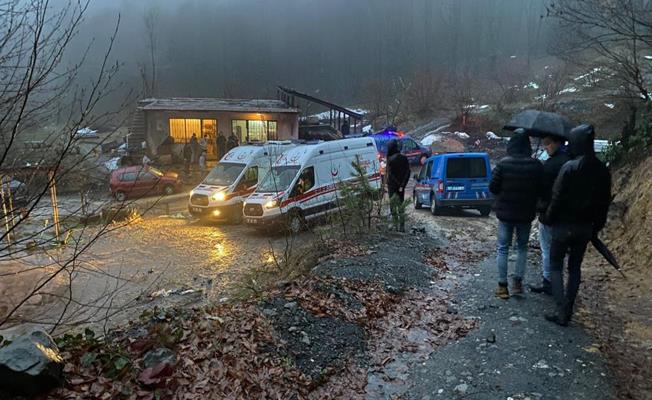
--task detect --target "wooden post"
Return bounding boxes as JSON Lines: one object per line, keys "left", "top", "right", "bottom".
{"left": 49, "top": 170, "right": 60, "bottom": 243}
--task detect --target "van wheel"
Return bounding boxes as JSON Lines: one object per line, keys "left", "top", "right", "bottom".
{"left": 413, "top": 193, "right": 422, "bottom": 209}
{"left": 420, "top": 155, "right": 428, "bottom": 165}
{"left": 479, "top": 207, "right": 491, "bottom": 217}
{"left": 163, "top": 185, "right": 175, "bottom": 195}
{"left": 115, "top": 191, "right": 126, "bottom": 202}
{"left": 287, "top": 210, "right": 305, "bottom": 234}
{"left": 430, "top": 195, "right": 439, "bottom": 216}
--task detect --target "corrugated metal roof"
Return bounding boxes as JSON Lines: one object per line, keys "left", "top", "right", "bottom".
{"left": 138, "top": 98, "right": 300, "bottom": 113}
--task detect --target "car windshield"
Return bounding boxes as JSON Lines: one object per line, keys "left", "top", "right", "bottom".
{"left": 203, "top": 162, "right": 245, "bottom": 186}
{"left": 148, "top": 167, "right": 164, "bottom": 177}
{"left": 257, "top": 166, "right": 300, "bottom": 193}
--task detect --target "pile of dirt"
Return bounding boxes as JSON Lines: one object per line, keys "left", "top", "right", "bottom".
{"left": 579, "top": 155, "right": 652, "bottom": 399}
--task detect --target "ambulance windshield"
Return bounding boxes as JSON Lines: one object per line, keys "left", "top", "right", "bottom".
{"left": 203, "top": 162, "right": 245, "bottom": 186}
{"left": 257, "top": 165, "right": 300, "bottom": 193}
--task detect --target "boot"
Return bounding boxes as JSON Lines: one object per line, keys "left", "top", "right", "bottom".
{"left": 495, "top": 283, "right": 509, "bottom": 300}
{"left": 530, "top": 278, "right": 552, "bottom": 295}
{"left": 512, "top": 278, "right": 524, "bottom": 295}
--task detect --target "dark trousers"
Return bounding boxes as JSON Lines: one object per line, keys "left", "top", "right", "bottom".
{"left": 549, "top": 224, "right": 592, "bottom": 319}
{"left": 388, "top": 186, "right": 405, "bottom": 230}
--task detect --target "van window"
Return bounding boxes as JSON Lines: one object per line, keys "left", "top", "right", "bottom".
{"left": 258, "top": 166, "right": 300, "bottom": 192}
{"left": 291, "top": 167, "right": 315, "bottom": 197}
{"left": 418, "top": 163, "right": 428, "bottom": 181}
{"left": 425, "top": 160, "right": 433, "bottom": 178}
{"left": 446, "top": 157, "right": 487, "bottom": 179}
{"left": 238, "top": 166, "right": 258, "bottom": 189}
{"left": 203, "top": 162, "right": 245, "bottom": 186}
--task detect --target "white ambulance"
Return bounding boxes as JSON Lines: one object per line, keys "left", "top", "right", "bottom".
{"left": 243, "top": 137, "right": 381, "bottom": 231}
{"left": 188, "top": 142, "right": 295, "bottom": 222}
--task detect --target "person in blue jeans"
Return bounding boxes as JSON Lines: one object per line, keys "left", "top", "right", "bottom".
{"left": 489, "top": 129, "right": 543, "bottom": 299}
{"left": 531, "top": 135, "right": 570, "bottom": 294}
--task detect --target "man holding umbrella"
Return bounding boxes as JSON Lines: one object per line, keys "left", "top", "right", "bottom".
{"left": 531, "top": 134, "right": 570, "bottom": 295}
{"left": 544, "top": 124, "right": 611, "bottom": 326}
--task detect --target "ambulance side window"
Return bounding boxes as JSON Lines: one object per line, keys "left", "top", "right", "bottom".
{"left": 238, "top": 166, "right": 258, "bottom": 189}
{"left": 291, "top": 167, "right": 315, "bottom": 197}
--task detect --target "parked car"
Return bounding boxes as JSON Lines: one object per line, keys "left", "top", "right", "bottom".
{"left": 243, "top": 137, "right": 380, "bottom": 232}
{"left": 413, "top": 152, "right": 493, "bottom": 216}
{"left": 370, "top": 129, "right": 431, "bottom": 168}
{"left": 110, "top": 165, "right": 181, "bottom": 202}
{"left": 188, "top": 141, "right": 295, "bottom": 222}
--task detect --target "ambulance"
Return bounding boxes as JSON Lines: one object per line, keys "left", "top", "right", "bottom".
{"left": 243, "top": 137, "right": 381, "bottom": 231}
{"left": 188, "top": 142, "right": 295, "bottom": 222}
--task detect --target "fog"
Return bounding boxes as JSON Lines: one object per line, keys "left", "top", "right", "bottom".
{"left": 69, "top": 0, "right": 553, "bottom": 106}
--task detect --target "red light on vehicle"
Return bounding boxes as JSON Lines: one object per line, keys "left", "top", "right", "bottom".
{"left": 398, "top": 131, "right": 405, "bottom": 137}
{"left": 437, "top": 180, "right": 444, "bottom": 193}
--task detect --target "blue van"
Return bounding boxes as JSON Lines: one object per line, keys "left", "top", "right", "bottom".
{"left": 412, "top": 152, "right": 493, "bottom": 216}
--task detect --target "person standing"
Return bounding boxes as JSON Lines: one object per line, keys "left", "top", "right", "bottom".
{"left": 386, "top": 139, "right": 410, "bottom": 232}
{"left": 183, "top": 142, "right": 192, "bottom": 175}
{"left": 189, "top": 134, "right": 199, "bottom": 165}
{"left": 227, "top": 132, "right": 239, "bottom": 151}
{"left": 216, "top": 131, "right": 227, "bottom": 159}
{"left": 489, "top": 129, "right": 543, "bottom": 299}
{"left": 531, "top": 135, "right": 571, "bottom": 295}
{"left": 544, "top": 124, "right": 611, "bottom": 326}
{"left": 198, "top": 150, "right": 207, "bottom": 174}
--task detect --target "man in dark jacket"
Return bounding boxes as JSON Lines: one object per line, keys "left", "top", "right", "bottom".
{"left": 489, "top": 129, "right": 543, "bottom": 299}
{"left": 531, "top": 135, "right": 571, "bottom": 295}
{"left": 216, "top": 131, "right": 227, "bottom": 159}
{"left": 227, "top": 132, "right": 239, "bottom": 151}
{"left": 386, "top": 139, "right": 410, "bottom": 232}
{"left": 544, "top": 124, "right": 611, "bottom": 326}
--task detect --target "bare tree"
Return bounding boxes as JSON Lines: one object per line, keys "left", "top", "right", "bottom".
{"left": 547, "top": 0, "right": 652, "bottom": 143}
{"left": 0, "top": 0, "right": 164, "bottom": 334}
{"left": 139, "top": 4, "right": 159, "bottom": 98}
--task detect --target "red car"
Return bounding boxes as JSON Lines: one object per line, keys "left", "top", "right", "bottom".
{"left": 110, "top": 165, "right": 181, "bottom": 201}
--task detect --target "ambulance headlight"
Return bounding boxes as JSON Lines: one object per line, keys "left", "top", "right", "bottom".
{"left": 264, "top": 199, "right": 278, "bottom": 209}
{"left": 211, "top": 191, "right": 226, "bottom": 202}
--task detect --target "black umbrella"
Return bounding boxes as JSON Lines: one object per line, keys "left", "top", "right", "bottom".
{"left": 504, "top": 110, "right": 573, "bottom": 138}
{"left": 591, "top": 236, "right": 626, "bottom": 278}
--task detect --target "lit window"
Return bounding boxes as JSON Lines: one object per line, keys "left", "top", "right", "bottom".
{"left": 169, "top": 118, "right": 216, "bottom": 143}
{"left": 231, "top": 119, "right": 278, "bottom": 142}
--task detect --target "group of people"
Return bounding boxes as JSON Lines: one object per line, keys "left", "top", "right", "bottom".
{"left": 490, "top": 125, "right": 611, "bottom": 326}
{"left": 182, "top": 131, "right": 240, "bottom": 174}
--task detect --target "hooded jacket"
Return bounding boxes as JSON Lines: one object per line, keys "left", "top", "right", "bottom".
{"left": 545, "top": 124, "right": 611, "bottom": 231}
{"left": 489, "top": 130, "right": 544, "bottom": 223}
{"left": 537, "top": 144, "right": 571, "bottom": 225}
{"left": 386, "top": 139, "right": 410, "bottom": 193}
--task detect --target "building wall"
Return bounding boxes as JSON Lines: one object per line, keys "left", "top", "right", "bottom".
{"left": 144, "top": 110, "right": 299, "bottom": 155}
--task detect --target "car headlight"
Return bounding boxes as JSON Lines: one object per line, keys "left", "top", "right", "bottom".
{"left": 211, "top": 191, "right": 226, "bottom": 202}
{"left": 264, "top": 199, "right": 278, "bottom": 209}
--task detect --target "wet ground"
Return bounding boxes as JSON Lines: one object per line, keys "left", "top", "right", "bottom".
{"left": 0, "top": 195, "right": 311, "bottom": 334}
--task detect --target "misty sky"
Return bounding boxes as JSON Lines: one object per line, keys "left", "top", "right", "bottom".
{"left": 66, "top": 0, "right": 553, "bottom": 106}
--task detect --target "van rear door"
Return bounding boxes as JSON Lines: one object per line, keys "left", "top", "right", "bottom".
{"left": 443, "top": 156, "right": 490, "bottom": 200}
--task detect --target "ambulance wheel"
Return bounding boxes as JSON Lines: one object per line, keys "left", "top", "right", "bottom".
{"left": 479, "top": 207, "right": 491, "bottom": 217}
{"left": 287, "top": 210, "right": 305, "bottom": 234}
{"left": 430, "top": 195, "right": 439, "bottom": 216}
{"left": 413, "top": 193, "right": 422, "bottom": 209}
